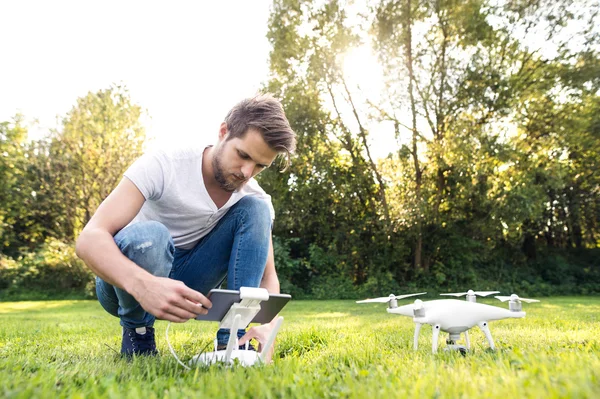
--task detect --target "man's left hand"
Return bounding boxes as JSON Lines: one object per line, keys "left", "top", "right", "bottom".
{"left": 238, "top": 318, "right": 279, "bottom": 363}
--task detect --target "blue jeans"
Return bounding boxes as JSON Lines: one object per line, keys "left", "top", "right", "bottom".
{"left": 96, "top": 196, "right": 271, "bottom": 345}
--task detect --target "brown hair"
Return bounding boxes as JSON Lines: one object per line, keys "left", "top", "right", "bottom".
{"left": 224, "top": 93, "right": 296, "bottom": 169}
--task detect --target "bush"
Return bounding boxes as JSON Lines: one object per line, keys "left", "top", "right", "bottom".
{"left": 0, "top": 238, "right": 96, "bottom": 299}
{"left": 2, "top": 236, "right": 598, "bottom": 300}
{"left": 309, "top": 275, "right": 356, "bottom": 299}
{"left": 356, "top": 272, "right": 402, "bottom": 299}
{"left": 0, "top": 254, "right": 20, "bottom": 290}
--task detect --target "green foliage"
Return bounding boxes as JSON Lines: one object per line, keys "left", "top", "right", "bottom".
{"left": 1, "top": 2, "right": 599, "bottom": 299}
{"left": 0, "top": 254, "right": 19, "bottom": 290}
{"left": 0, "top": 116, "right": 29, "bottom": 255}
{"left": 272, "top": 228, "right": 600, "bottom": 298}
{"left": 0, "top": 239, "right": 95, "bottom": 300}
{"left": 272, "top": 236, "right": 306, "bottom": 298}
{"left": 309, "top": 274, "right": 356, "bottom": 299}
{"left": 531, "top": 251, "right": 600, "bottom": 295}
{"left": 0, "top": 85, "right": 146, "bottom": 258}
{"left": 261, "top": 0, "right": 600, "bottom": 297}
{"left": 51, "top": 84, "right": 147, "bottom": 237}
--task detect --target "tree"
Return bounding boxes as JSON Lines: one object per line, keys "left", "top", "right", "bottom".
{"left": 0, "top": 116, "right": 29, "bottom": 255}
{"left": 265, "top": 0, "right": 599, "bottom": 292}
{"left": 0, "top": 85, "right": 147, "bottom": 256}
{"left": 260, "top": 0, "right": 400, "bottom": 290}
{"left": 52, "top": 84, "right": 147, "bottom": 237}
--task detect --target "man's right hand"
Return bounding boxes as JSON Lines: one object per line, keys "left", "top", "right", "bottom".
{"left": 129, "top": 276, "right": 212, "bottom": 322}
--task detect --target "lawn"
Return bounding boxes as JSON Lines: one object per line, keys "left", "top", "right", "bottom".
{"left": 0, "top": 296, "right": 599, "bottom": 398}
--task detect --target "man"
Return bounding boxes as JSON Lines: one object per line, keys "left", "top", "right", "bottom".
{"left": 75, "top": 94, "right": 296, "bottom": 359}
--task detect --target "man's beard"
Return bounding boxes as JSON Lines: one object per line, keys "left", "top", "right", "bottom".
{"left": 212, "top": 146, "right": 247, "bottom": 192}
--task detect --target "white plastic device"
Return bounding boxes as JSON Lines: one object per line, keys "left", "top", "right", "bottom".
{"left": 166, "top": 287, "right": 285, "bottom": 368}
{"left": 357, "top": 291, "right": 539, "bottom": 353}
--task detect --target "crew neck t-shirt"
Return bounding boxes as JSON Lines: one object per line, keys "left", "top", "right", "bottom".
{"left": 123, "top": 145, "right": 275, "bottom": 250}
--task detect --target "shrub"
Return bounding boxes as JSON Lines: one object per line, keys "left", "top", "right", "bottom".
{"left": 0, "top": 254, "right": 20, "bottom": 290}
{"left": 309, "top": 275, "right": 356, "bottom": 299}
{"left": 356, "top": 272, "right": 402, "bottom": 298}
{"left": 0, "top": 238, "right": 95, "bottom": 299}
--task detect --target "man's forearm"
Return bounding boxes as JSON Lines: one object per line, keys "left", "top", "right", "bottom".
{"left": 260, "top": 272, "right": 280, "bottom": 294}
{"left": 76, "top": 227, "right": 151, "bottom": 294}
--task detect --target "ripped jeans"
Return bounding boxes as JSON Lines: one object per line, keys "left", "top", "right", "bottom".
{"left": 95, "top": 196, "right": 271, "bottom": 345}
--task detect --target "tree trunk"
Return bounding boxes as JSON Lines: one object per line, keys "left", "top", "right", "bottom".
{"left": 405, "top": 0, "right": 425, "bottom": 272}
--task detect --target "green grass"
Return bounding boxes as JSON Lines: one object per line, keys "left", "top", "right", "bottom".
{"left": 0, "top": 297, "right": 599, "bottom": 398}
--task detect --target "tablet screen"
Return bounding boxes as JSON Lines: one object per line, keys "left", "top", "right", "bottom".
{"left": 194, "top": 289, "right": 291, "bottom": 324}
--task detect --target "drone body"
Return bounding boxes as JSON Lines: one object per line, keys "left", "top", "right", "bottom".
{"left": 390, "top": 299, "right": 524, "bottom": 352}
{"left": 357, "top": 291, "right": 539, "bottom": 353}
{"left": 389, "top": 299, "right": 525, "bottom": 327}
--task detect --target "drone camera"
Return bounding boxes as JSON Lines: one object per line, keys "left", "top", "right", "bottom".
{"left": 447, "top": 333, "right": 461, "bottom": 343}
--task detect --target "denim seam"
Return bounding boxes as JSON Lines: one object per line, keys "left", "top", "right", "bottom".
{"left": 232, "top": 208, "right": 247, "bottom": 289}
{"left": 114, "top": 235, "right": 127, "bottom": 250}
{"left": 164, "top": 241, "right": 174, "bottom": 270}
{"left": 170, "top": 251, "right": 186, "bottom": 276}
{"left": 96, "top": 279, "right": 118, "bottom": 309}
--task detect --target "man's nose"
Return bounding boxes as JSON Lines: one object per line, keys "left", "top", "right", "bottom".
{"left": 241, "top": 162, "right": 255, "bottom": 179}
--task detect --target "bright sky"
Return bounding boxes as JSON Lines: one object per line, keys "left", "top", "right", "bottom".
{"left": 4, "top": 1, "right": 584, "bottom": 160}
{"left": 0, "top": 0, "right": 273, "bottom": 148}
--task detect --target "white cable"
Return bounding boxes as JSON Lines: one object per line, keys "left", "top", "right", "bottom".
{"left": 165, "top": 322, "right": 191, "bottom": 370}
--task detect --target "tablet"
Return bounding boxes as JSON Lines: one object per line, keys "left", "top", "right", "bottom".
{"left": 195, "top": 289, "right": 291, "bottom": 324}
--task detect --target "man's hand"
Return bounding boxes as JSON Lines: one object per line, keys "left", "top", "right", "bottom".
{"left": 130, "top": 275, "right": 212, "bottom": 322}
{"left": 238, "top": 318, "right": 279, "bottom": 363}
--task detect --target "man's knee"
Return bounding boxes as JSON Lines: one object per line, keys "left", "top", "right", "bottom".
{"left": 235, "top": 196, "right": 271, "bottom": 225}
{"left": 114, "top": 221, "right": 174, "bottom": 276}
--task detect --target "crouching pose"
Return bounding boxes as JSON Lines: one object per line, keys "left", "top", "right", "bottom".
{"left": 76, "top": 94, "right": 296, "bottom": 358}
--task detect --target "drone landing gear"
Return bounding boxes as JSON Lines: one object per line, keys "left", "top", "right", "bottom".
{"left": 415, "top": 323, "right": 493, "bottom": 354}
{"left": 477, "top": 321, "right": 495, "bottom": 350}
{"left": 413, "top": 323, "right": 421, "bottom": 350}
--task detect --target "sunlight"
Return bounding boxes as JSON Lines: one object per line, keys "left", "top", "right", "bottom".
{"left": 339, "top": 44, "right": 399, "bottom": 159}
{"left": 311, "top": 312, "right": 351, "bottom": 318}
{"left": 0, "top": 300, "right": 81, "bottom": 313}
{"left": 341, "top": 44, "right": 385, "bottom": 101}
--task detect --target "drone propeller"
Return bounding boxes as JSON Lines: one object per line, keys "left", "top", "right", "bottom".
{"left": 441, "top": 289, "right": 500, "bottom": 297}
{"left": 356, "top": 292, "right": 427, "bottom": 304}
{"left": 495, "top": 294, "right": 540, "bottom": 303}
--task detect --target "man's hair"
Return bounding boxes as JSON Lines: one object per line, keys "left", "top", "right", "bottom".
{"left": 224, "top": 93, "right": 296, "bottom": 169}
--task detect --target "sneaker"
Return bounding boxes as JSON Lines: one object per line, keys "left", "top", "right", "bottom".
{"left": 121, "top": 326, "right": 158, "bottom": 357}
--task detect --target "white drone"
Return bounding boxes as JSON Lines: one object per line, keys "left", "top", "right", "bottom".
{"left": 357, "top": 290, "right": 540, "bottom": 353}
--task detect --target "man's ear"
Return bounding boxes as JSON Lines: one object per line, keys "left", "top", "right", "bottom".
{"left": 218, "top": 122, "right": 228, "bottom": 141}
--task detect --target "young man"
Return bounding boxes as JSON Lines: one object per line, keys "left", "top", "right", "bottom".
{"left": 76, "top": 94, "right": 296, "bottom": 359}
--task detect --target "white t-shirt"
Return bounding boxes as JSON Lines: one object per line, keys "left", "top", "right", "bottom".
{"left": 123, "top": 145, "right": 275, "bottom": 250}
